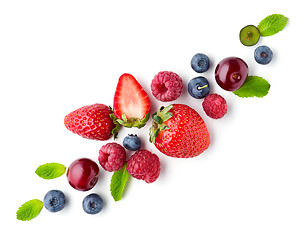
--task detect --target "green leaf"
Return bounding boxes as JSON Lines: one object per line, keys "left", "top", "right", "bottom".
{"left": 153, "top": 115, "right": 163, "bottom": 124}
{"left": 122, "top": 113, "right": 127, "bottom": 122}
{"left": 149, "top": 126, "right": 157, "bottom": 143}
{"left": 16, "top": 199, "right": 44, "bottom": 221}
{"left": 161, "top": 105, "right": 173, "bottom": 114}
{"left": 109, "top": 112, "right": 121, "bottom": 139}
{"left": 138, "top": 113, "right": 150, "bottom": 128}
{"left": 116, "top": 119, "right": 127, "bottom": 125}
{"left": 257, "top": 14, "right": 288, "bottom": 37}
{"left": 156, "top": 105, "right": 173, "bottom": 121}
{"left": 154, "top": 129, "right": 159, "bottom": 138}
{"left": 35, "top": 163, "right": 66, "bottom": 179}
{"left": 110, "top": 164, "right": 130, "bottom": 201}
{"left": 233, "top": 76, "right": 270, "bottom": 98}
{"left": 161, "top": 112, "right": 173, "bottom": 121}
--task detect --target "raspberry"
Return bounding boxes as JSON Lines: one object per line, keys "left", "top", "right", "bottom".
{"left": 98, "top": 142, "right": 126, "bottom": 172}
{"left": 126, "top": 149, "right": 160, "bottom": 183}
{"left": 202, "top": 93, "right": 227, "bottom": 119}
{"left": 151, "top": 71, "right": 183, "bottom": 102}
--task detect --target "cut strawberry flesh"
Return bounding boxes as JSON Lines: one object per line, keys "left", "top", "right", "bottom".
{"left": 113, "top": 73, "right": 150, "bottom": 120}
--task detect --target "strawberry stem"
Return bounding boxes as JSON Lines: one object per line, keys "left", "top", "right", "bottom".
{"left": 115, "top": 113, "right": 150, "bottom": 129}
{"left": 109, "top": 113, "right": 121, "bottom": 139}
{"left": 149, "top": 105, "right": 173, "bottom": 143}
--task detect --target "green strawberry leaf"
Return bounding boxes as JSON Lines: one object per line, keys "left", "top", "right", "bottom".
{"left": 122, "top": 113, "right": 127, "bottom": 122}
{"left": 157, "top": 105, "right": 173, "bottom": 122}
{"left": 35, "top": 163, "right": 66, "bottom": 179}
{"left": 149, "top": 127, "right": 157, "bottom": 143}
{"left": 149, "top": 105, "right": 173, "bottom": 143}
{"left": 138, "top": 113, "right": 150, "bottom": 128}
{"left": 109, "top": 110, "right": 121, "bottom": 139}
{"left": 110, "top": 164, "right": 130, "bottom": 201}
{"left": 233, "top": 76, "right": 270, "bottom": 98}
{"left": 161, "top": 105, "right": 173, "bottom": 114}
{"left": 153, "top": 115, "right": 163, "bottom": 124}
{"left": 257, "top": 14, "right": 288, "bottom": 37}
{"left": 115, "top": 113, "right": 150, "bottom": 129}
{"left": 16, "top": 199, "right": 44, "bottom": 221}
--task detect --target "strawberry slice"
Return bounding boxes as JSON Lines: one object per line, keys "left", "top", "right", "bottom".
{"left": 113, "top": 73, "right": 151, "bottom": 128}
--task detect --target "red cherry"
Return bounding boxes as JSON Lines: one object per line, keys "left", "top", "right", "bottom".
{"left": 67, "top": 158, "right": 99, "bottom": 191}
{"left": 215, "top": 57, "right": 248, "bottom": 91}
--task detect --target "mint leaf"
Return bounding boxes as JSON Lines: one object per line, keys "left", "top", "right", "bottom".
{"left": 16, "top": 199, "right": 43, "bottom": 221}
{"left": 35, "top": 163, "right": 66, "bottom": 179}
{"left": 233, "top": 76, "right": 270, "bottom": 98}
{"left": 110, "top": 164, "right": 130, "bottom": 201}
{"left": 257, "top": 14, "right": 288, "bottom": 37}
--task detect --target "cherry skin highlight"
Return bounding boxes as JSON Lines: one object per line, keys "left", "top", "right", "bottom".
{"left": 215, "top": 57, "right": 248, "bottom": 91}
{"left": 67, "top": 158, "right": 99, "bottom": 191}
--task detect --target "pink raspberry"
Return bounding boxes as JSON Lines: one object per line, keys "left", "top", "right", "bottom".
{"left": 98, "top": 142, "right": 126, "bottom": 172}
{"left": 151, "top": 71, "right": 183, "bottom": 102}
{"left": 126, "top": 149, "right": 160, "bottom": 183}
{"left": 202, "top": 93, "right": 227, "bottom": 119}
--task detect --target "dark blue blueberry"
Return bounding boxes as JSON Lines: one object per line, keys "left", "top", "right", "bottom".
{"left": 82, "top": 193, "right": 103, "bottom": 214}
{"left": 123, "top": 134, "right": 142, "bottom": 151}
{"left": 43, "top": 190, "right": 66, "bottom": 213}
{"left": 188, "top": 76, "right": 210, "bottom": 99}
{"left": 254, "top": 45, "right": 273, "bottom": 65}
{"left": 191, "top": 53, "right": 210, "bottom": 73}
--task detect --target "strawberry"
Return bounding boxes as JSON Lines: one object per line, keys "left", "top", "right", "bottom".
{"left": 113, "top": 73, "right": 151, "bottom": 128}
{"left": 64, "top": 104, "right": 120, "bottom": 141}
{"left": 149, "top": 104, "right": 210, "bottom": 158}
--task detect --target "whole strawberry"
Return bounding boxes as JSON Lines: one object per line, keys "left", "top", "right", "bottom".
{"left": 149, "top": 104, "right": 210, "bottom": 158}
{"left": 64, "top": 104, "right": 119, "bottom": 141}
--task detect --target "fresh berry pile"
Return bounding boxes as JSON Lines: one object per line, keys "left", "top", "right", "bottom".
{"left": 16, "top": 13, "right": 288, "bottom": 221}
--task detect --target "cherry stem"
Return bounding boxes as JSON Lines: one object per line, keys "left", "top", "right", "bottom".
{"left": 197, "top": 84, "right": 208, "bottom": 90}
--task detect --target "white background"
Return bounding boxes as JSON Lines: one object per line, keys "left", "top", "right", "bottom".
{"left": 1, "top": 0, "right": 308, "bottom": 239}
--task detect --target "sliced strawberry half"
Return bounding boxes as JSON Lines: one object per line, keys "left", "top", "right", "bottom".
{"left": 113, "top": 73, "right": 151, "bottom": 128}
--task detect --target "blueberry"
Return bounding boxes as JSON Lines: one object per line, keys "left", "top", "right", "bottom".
{"left": 191, "top": 53, "right": 210, "bottom": 73}
{"left": 188, "top": 76, "right": 210, "bottom": 99}
{"left": 43, "top": 190, "right": 66, "bottom": 213}
{"left": 254, "top": 45, "right": 273, "bottom": 65}
{"left": 82, "top": 193, "right": 103, "bottom": 214}
{"left": 123, "top": 134, "right": 142, "bottom": 151}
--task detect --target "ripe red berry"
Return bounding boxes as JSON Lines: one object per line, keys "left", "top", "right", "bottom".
{"left": 151, "top": 71, "right": 183, "bottom": 102}
{"left": 64, "top": 104, "right": 117, "bottom": 141}
{"left": 126, "top": 150, "right": 160, "bottom": 183}
{"left": 149, "top": 104, "right": 210, "bottom": 158}
{"left": 215, "top": 57, "right": 248, "bottom": 91}
{"left": 67, "top": 158, "right": 99, "bottom": 191}
{"left": 202, "top": 94, "right": 227, "bottom": 119}
{"left": 98, "top": 142, "right": 126, "bottom": 172}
